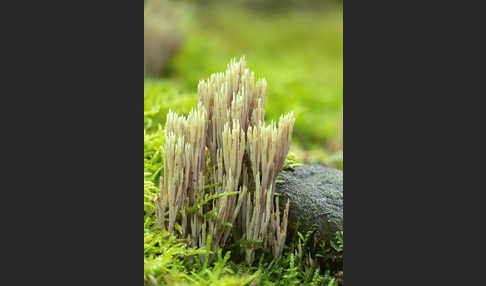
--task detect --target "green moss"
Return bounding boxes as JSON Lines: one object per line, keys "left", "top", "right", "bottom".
{"left": 144, "top": 80, "right": 198, "bottom": 131}
{"left": 144, "top": 121, "right": 343, "bottom": 286}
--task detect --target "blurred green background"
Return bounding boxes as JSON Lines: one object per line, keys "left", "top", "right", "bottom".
{"left": 144, "top": 0, "right": 342, "bottom": 169}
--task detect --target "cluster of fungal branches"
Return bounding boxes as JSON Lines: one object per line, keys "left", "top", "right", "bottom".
{"left": 156, "top": 57, "right": 294, "bottom": 264}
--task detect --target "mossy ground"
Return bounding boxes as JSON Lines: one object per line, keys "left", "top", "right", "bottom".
{"left": 145, "top": 130, "right": 343, "bottom": 285}
{"left": 144, "top": 2, "right": 343, "bottom": 285}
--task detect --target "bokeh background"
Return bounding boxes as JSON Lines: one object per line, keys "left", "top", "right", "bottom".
{"left": 144, "top": 0, "right": 343, "bottom": 169}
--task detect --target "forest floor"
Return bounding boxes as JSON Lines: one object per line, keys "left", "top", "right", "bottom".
{"left": 144, "top": 2, "right": 343, "bottom": 285}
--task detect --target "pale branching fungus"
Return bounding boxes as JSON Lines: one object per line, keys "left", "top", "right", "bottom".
{"left": 156, "top": 57, "right": 295, "bottom": 264}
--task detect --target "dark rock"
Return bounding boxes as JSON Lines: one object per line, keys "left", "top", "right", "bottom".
{"left": 275, "top": 163, "right": 343, "bottom": 243}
